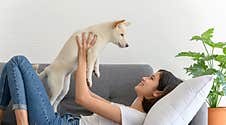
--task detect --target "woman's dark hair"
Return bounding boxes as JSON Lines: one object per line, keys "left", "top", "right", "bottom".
{"left": 142, "top": 69, "right": 183, "bottom": 113}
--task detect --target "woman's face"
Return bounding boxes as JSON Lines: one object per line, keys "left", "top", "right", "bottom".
{"left": 135, "top": 71, "right": 162, "bottom": 98}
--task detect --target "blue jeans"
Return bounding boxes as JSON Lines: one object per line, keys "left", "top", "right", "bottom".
{"left": 0, "top": 55, "right": 79, "bottom": 125}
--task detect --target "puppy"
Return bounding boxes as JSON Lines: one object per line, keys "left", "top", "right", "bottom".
{"left": 38, "top": 20, "right": 130, "bottom": 112}
{"left": 32, "top": 64, "right": 39, "bottom": 73}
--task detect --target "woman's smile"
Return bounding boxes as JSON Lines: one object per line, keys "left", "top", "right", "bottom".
{"left": 138, "top": 81, "right": 144, "bottom": 86}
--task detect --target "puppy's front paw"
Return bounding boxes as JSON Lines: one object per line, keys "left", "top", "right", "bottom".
{"left": 93, "top": 70, "right": 100, "bottom": 78}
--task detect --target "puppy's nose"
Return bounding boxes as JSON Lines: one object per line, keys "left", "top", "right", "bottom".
{"left": 125, "top": 44, "right": 129, "bottom": 47}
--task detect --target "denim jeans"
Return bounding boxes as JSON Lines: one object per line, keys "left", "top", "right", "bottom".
{"left": 0, "top": 55, "right": 79, "bottom": 125}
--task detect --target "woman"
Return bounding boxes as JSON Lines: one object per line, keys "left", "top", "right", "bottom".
{"left": 0, "top": 32, "right": 183, "bottom": 125}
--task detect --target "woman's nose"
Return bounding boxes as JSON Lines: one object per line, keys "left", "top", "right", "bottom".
{"left": 142, "top": 77, "right": 146, "bottom": 81}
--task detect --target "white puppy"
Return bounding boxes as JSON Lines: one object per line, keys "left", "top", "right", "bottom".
{"left": 38, "top": 20, "right": 130, "bottom": 112}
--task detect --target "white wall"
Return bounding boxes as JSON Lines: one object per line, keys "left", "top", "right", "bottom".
{"left": 0, "top": 0, "right": 226, "bottom": 105}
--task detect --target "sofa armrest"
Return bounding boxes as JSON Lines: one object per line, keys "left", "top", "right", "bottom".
{"left": 189, "top": 103, "right": 208, "bottom": 125}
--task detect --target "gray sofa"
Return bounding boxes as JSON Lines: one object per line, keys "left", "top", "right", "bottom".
{"left": 0, "top": 63, "right": 207, "bottom": 125}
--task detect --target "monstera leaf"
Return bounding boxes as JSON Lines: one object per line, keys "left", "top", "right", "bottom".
{"left": 176, "top": 52, "right": 204, "bottom": 60}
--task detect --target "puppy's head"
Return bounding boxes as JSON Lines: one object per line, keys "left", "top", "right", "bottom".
{"left": 111, "top": 20, "right": 131, "bottom": 48}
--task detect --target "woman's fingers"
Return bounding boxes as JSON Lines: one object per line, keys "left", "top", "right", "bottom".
{"left": 75, "top": 35, "right": 82, "bottom": 48}
{"left": 82, "top": 32, "right": 87, "bottom": 47}
{"left": 76, "top": 32, "right": 97, "bottom": 49}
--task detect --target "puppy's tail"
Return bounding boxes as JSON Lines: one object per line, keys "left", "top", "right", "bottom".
{"left": 32, "top": 64, "right": 47, "bottom": 80}
{"left": 38, "top": 70, "right": 47, "bottom": 80}
{"left": 32, "top": 64, "right": 39, "bottom": 72}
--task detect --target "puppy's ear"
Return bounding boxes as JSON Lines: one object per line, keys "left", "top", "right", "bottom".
{"left": 124, "top": 21, "right": 131, "bottom": 27}
{"left": 112, "top": 20, "right": 126, "bottom": 29}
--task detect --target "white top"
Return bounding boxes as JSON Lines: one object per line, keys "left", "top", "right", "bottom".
{"left": 79, "top": 102, "right": 146, "bottom": 125}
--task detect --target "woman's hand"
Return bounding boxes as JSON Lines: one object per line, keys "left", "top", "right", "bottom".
{"left": 74, "top": 32, "right": 97, "bottom": 104}
{"left": 75, "top": 32, "right": 97, "bottom": 62}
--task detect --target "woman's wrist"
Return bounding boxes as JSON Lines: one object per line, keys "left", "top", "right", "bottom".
{"left": 78, "top": 49, "right": 87, "bottom": 60}
{"left": 78, "top": 53, "right": 87, "bottom": 67}
{"left": 78, "top": 59, "right": 87, "bottom": 67}
{"left": 78, "top": 56, "right": 87, "bottom": 63}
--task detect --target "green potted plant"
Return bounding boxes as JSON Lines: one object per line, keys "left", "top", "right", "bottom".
{"left": 175, "top": 28, "right": 226, "bottom": 125}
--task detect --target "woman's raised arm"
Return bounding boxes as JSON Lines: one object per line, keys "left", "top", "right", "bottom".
{"left": 74, "top": 32, "right": 122, "bottom": 124}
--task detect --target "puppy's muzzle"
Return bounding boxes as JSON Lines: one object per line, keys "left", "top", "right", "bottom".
{"left": 118, "top": 43, "right": 129, "bottom": 48}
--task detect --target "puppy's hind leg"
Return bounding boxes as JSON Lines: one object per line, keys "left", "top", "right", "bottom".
{"left": 52, "top": 74, "right": 71, "bottom": 112}
{"left": 94, "top": 58, "right": 100, "bottom": 78}
{"left": 46, "top": 73, "right": 64, "bottom": 112}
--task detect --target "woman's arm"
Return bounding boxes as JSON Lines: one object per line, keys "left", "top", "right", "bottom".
{"left": 74, "top": 32, "right": 92, "bottom": 101}
{"left": 74, "top": 32, "right": 121, "bottom": 124}
{"left": 89, "top": 90, "right": 111, "bottom": 104}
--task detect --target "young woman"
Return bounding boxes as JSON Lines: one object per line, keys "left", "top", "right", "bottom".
{"left": 0, "top": 32, "right": 183, "bottom": 125}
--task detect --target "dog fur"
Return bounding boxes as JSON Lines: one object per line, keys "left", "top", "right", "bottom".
{"left": 37, "top": 20, "right": 130, "bottom": 112}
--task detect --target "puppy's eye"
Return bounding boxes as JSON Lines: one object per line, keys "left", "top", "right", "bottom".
{"left": 120, "top": 34, "right": 124, "bottom": 37}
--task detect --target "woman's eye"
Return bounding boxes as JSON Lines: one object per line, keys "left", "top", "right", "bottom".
{"left": 149, "top": 76, "right": 153, "bottom": 80}
{"left": 149, "top": 75, "right": 155, "bottom": 80}
{"left": 120, "top": 34, "right": 124, "bottom": 37}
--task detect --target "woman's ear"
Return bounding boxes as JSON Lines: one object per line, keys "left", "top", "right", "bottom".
{"left": 152, "top": 90, "right": 164, "bottom": 98}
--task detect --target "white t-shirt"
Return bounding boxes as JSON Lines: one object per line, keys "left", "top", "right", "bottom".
{"left": 79, "top": 102, "right": 146, "bottom": 125}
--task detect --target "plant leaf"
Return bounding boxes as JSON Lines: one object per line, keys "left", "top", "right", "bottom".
{"left": 191, "top": 35, "right": 202, "bottom": 41}
{"left": 216, "top": 71, "right": 225, "bottom": 84}
{"left": 201, "top": 28, "right": 214, "bottom": 40}
{"left": 205, "top": 68, "right": 218, "bottom": 75}
{"left": 185, "top": 60, "right": 208, "bottom": 77}
{"left": 215, "top": 55, "right": 226, "bottom": 63}
{"left": 214, "top": 42, "right": 226, "bottom": 48}
{"left": 176, "top": 52, "right": 204, "bottom": 60}
{"left": 223, "top": 85, "right": 226, "bottom": 96}
{"left": 223, "top": 47, "right": 226, "bottom": 54}
{"left": 202, "top": 55, "right": 217, "bottom": 61}
{"left": 203, "top": 39, "right": 215, "bottom": 48}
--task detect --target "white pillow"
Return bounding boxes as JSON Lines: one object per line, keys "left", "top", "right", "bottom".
{"left": 143, "top": 75, "right": 214, "bottom": 125}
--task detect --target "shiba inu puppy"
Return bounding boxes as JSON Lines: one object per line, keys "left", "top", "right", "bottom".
{"left": 38, "top": 20, "right": 130, "bottom": 112}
